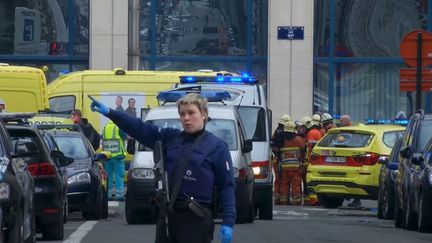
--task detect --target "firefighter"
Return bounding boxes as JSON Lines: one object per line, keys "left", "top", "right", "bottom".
{"left": 304, "top": 116, "right": 323, "bottom": 206}
{"left": 312, "top": 113, "right": 325, "bottom": 136}
{"left": 321, "top": 113, "right": 336, "bottom": 133}
{"left": 271, "top": 114, "right": 291, "bottom": 205}
{"left": 279, "top": 121, "right": 305, "bottom": 205}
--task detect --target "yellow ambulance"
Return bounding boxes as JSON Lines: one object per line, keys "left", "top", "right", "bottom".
{"left": 0, "top": 64, "right": 49, "bottom": 112}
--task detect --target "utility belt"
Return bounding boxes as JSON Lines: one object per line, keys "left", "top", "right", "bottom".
{"left": 172, "top": 199, "right": 212, "bottom": 218}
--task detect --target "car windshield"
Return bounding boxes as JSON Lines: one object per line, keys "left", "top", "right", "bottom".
{"left": 49, "top": 96, "right": 75, "bottom": 113}
{"left": 419, "top": 121, "right": 432, "bottom": 152}
{"left": 53, "top": 136, "right": 89, "bottom": 160}
{"left": 382, "top": 131, "right": 404, "bottom": 148}
{"left": 237, "top": 106, "right": 266, "bottom": 141}
{"left": 318, "top": 131, "right": 373, "bottom": 148}
{"left": 139, "top": 118, "right": 238, "bottom": 151}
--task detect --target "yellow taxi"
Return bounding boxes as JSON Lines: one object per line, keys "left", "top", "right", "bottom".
{"left": 307, "top": 123, "right": 405, "bottom": 208}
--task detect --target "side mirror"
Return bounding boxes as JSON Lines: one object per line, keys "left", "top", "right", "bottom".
{"left": 95, "top": 152, "right": 111, "bottom": 161}
{"left": 400, "top": 146, "right": 411, "bottom": 159}
{"left": 378, "top": 156, "right": 388, "bottom": 165}
{"left": 126, "top": 138, "right": 135, "bottom": 155}
{"left": 411, "top": 153, "right": 424, "bottom": 165}
{"left": 51, "top": 150, "right": 74, "bottom": 167}
{"left": 242, "top": 139, "right": 253, "bottom": 153}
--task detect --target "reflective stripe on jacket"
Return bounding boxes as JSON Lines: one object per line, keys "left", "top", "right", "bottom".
{"left": 279, "top": 135, "right": 306, "bottom": 169}
{"left": 102, "top": 122, "right": 125, "bottom": 158}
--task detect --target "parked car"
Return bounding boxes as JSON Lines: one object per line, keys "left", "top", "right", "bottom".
{"left": 377, "top": 138, "right": 403, "bottom": 220}
{"left": 44, "top": 128, "right": 108, "bottom": 220}
{"left": 127, "top": 99, "right": 254, "bottom": 224}
{"left": 6, "top": 124, "right": 72, "bottom": 240}
{"left": 395, "top": 111, "right": 432, "bottom": 231}
{"left": 0, "top": 113, "right": 35, "bottom": 242}
{"left": 307, "top": 124, "right": 405, "bottom": 208}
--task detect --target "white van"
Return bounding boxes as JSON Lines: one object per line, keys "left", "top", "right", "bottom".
{"left": 126, "top": 100, "right": 255, "bottom": 224}
{"left": 173, "top": 74, "right": 273, "bottom": 220}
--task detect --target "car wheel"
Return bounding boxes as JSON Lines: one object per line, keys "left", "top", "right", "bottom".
{"left": 258, "top": 189, "right": 273, "bottom": 220}
{"left": 404, "top": 193, "right": 418, "bottom": 231}
{"left": 317, "top": 194, "right": 344, "bottom": 208}
{"left": 418, "top": 191, "right": 432, "bottom": 232}
{"left": 102, "top": 189, "right": 109, "bottom": 219}
{"left": 125, "top": 193, "right": 146, "bottom": 224}
{"left": 9, "top": 206, "right": 23, "bottom": 243}
{"left": 394, "top": 197, "right": 404, "bottom": 228}
{"left": 42, "top": 207, "right": 64, "bottom": 240}
{"left": 83, "top": 188, "right": 104, "bottom": 220}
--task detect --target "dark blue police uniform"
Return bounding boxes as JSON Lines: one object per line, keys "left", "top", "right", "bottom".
{"left": 107, "top": 109, "right": 236, "bottom": 242}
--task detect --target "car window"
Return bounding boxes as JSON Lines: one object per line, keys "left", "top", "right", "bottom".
{"left": 382, "top": 131, "right": 404, "bottom": 148}
{"left": 49, "top": 95, "right": 76, "bottom": 113}
{"left": 388, "top": 138, "right": 402, "bottom": 163}
{"left": 54, "top": 136, "right": 90, "bottom": 160}
{"left": 237, "top": 106, "right": 266, "bottom": 141}
{"left": 318, "top": 131, "right": 373, "bottom": 148}
{"left": 140, "top": 118, "right": 238, "bottom": 150}
{"left": 418, "top": 121, "right": 432, "bottom": 152}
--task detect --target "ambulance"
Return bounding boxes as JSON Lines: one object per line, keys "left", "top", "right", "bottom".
{"left": 0, "top": 64, "right": 49, "bottom": 112}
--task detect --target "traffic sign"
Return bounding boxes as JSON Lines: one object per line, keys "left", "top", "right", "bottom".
{"left": 400, "top": 29, "right": 432, "bottom": 67}
{"left": 400, "top": 68, "right": 432, "bottom": 91}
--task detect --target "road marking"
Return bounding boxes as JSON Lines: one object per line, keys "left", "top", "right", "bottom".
{"left": 63, "top": 221, "right": 98, "bottom": 243}
{"left": 273, "top": 210, "right": 309, "bottom": 217}
{"left": 108, "top": 201, "right": 119, "bottom": 207}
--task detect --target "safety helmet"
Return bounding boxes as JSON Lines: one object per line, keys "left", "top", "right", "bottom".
{"left": 312, "top": 114, "right": 321, "bottom": 123}
{"left": 278, "top": 114, "right": 291, "bottom": 125}
{"left": 284, "top": 121, "right": 297, "bottom": 133}
{"left": 321, "top": 113, "right": 333, "bottom": 123}
{"left": 300, "top": 116, "right": 312, "bottom": 126}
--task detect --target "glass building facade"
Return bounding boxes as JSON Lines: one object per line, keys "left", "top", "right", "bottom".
{"left": 0, "top": 0, "right": 89, "bottom": 81}
{"left": 139, "top": 0, "right": 268, "bottom": 80}
{"left": 314, "top": 0, "right": 431, "bottom": 121}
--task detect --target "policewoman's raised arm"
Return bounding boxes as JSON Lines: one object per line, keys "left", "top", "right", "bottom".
{"left": 89, "top": 95, "right": 168, "bottom": 149}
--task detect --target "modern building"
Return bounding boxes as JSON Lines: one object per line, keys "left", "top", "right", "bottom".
{"left": 0, "top": 0, "right": 429, "bottom": 127}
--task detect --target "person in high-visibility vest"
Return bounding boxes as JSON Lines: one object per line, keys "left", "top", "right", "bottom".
{"left": 102, "top": 121, "right": 127, "bottom": 201}
{"left": 279, "top": 121, "right": 305, "bottom": 205}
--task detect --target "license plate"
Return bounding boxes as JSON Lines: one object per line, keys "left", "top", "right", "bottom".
{"left": 325, "top": 156, "right": 346, "bottom": 163}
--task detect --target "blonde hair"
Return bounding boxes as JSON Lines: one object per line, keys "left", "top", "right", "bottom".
{"left": 177, "top": 93, "right": 209, "bottom": 120}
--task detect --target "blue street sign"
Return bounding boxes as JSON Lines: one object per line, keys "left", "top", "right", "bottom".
{"left": 277, "top": 26, "right": 304, "bottom": 40}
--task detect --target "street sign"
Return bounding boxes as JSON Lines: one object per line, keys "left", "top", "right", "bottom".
{"left": 400, "top": 29, "right": 432, "bottom": 67}
{"left": 277, "top": 26, "right": 304, "bottom": 40}
{"left": 400, "top": 68, "right": 432, "bottom": 91}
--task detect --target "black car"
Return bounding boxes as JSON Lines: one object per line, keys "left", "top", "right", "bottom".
{"left": 6, "top": 125, "right": 71, "bottom": 240}
{"left": 45, "top": 130, "right": 108, "bottom": 220}
{"left": 395, "top": 111, "right": 432, "bottom": 230}
{"left": 0, "top": 115, "right": 35, "bottom": 242}
{"left": 377, "top": 138, "right": 402, "bottom": 220}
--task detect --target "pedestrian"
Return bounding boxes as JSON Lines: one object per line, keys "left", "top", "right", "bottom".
{"left": 102, "top": 121, "right": 127, "bottom": 201}
{"left": 312, "top": 113, "right": 325, "bottom": 136}
{"left": 90, "top": 93, "right": 235, "bottom": 243}
{"left": 279, "top": 121, "right": 305, "bottom": 205}
{"left": 321, "top": 113, "right": 336, "bottom": 133}
{"left": 339, "top": 115, "right": 352, "bottom": 127}
{"left": 272, "top": 114, "right": 291, "bottom": 205}
{"left": 70, "top": 109, "right": 100, "bottom": 150}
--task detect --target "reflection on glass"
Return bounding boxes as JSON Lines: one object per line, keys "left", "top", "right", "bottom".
{"left": 0, "top": 0, "right": 69, "bottom": 56}
{"left": 313, "top": 63, "right": 329, "bottom": 113}
{"left": 155, "top": 61, "right": 247, "bottom": 73}
{"left": 313, "top": 0, "right": 330, "bottom": 57}
{"left": 54, "top": 136, "right": 90, "bottom": 160}
{"left": 140, "top": 0, "right": 151, "bottom": 56}
{"left": 73, "top": 0, "right": 89, "bottom": 55}
{"left": 49, "top": 96, "right": 76, "bottom": 113}
{"left": 155, "top": 0, "right": 247, "bottom": 56}
{"left": 333, "top": 0, "right": 427, "bottom": 57}
{"left": 252, "top": 0, "right": 267, "bottom": 56}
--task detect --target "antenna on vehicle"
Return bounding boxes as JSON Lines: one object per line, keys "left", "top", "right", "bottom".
{"left": 236, "top": 91, "right": 245, "bottom": 110}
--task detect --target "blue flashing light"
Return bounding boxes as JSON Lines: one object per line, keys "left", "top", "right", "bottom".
{"left": 365, "top": 119, "right": 408, "bottom": 125}
{"left": 394, "top": 119, "right": 408, "bottom": 125}
{"left": 242, "top": 73, "right": 250, "bottom": 78}
{"left": 179, "top": 76, "right": 257, "bottom": 84}
{"left": 157, "top": 90, "right": 232, "bottom": 103}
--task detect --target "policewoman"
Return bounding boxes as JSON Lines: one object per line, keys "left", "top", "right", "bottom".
{"left": 90, "top": 93, "right": 235, "bottom": 243}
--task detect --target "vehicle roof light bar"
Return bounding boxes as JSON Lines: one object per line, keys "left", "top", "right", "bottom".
{"left": 365, "top": 119, "right": 408, "bottom": 125}
{"left": 35, "top": 124, "right": 82, "bottom": 132}
{"left": 179, "top": 75, "right": 257, "bottom": 84}
{"left": 0, "top": 112, "right": 35, "bottom": 120}
{"left": 157, "top": 90, "right": 232, "bottom": 103}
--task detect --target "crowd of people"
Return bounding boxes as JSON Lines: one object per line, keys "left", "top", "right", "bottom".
{"left": 271, "top": 113, "right": 359, "bottom": 207}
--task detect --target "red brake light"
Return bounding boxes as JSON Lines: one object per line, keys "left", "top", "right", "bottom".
{"left": 310, "top": 154, "right": 325, "bottom": 165}
{"left": 351, "top": 153, "right": 380, "bottom": 165}
{"left": 252, "top": 161, "right": 270, "bottom": 179}
{"left": 28, "top": 162, "right": 57, "bottom": 178}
